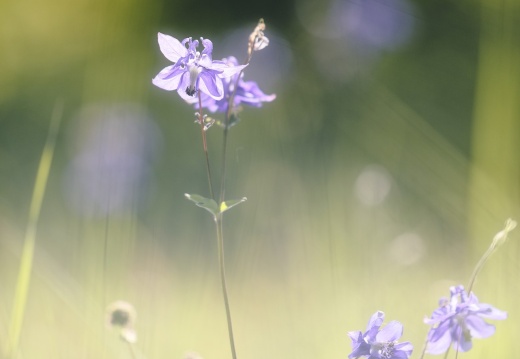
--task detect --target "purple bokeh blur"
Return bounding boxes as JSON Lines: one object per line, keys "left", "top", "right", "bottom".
{"left": 297, "top": 0, "right": 416, "bottom": 81}
{"left": 63, "top": 103, "right": 162, "bottom": 217}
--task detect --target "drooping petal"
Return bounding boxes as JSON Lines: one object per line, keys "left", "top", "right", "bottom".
{"left": 452, "top": 325, "right": 473, "bottom": 352}
{"left": 177, "top": 88, "right": 199, "bottom": 104}
{"left": 466, "top": 315, "right": 496, "bottom": 338}
{"left": 474, "top": 304, "right": 507, "bottom": 320}
{"left": 394, "top": 341, "right": 413, "bottom": 355}
{"left": 376, "top": 321, "right": 403, "bottom": 342}
{"left": 426, "top": 325, "right": 452, "bottom": 355}
{"left": 236, "top": 80, "right": 276, "bottom": 107}
{"left": 158, "top": 33, "right": 187, "bottom": 63}
{"left": 427, "top": 319, "right": 452, "bottom": 343}
{"left": 198, "top": 71, "right": 224, "bottom": 100}
{"left": 152, "top": 65, "right": 185, "bottom": 91}
{"left": 211, "top": 61, "right": 248, "bottom": 79}
{"left": 176, "top": 73, "right": 195, "bottom": 100}
{"left": 391, "top": 343, "right": 414, "bottom": 359}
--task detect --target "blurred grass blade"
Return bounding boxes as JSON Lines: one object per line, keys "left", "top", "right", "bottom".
{"left": 4, "top": 99, "right": 63, "bottom": 358}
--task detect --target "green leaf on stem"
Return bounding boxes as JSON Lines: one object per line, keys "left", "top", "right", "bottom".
{"left": 220, "top": 197, "right": 247, "bottom": 213}
{"left": 185, "top": 193, "right": 219, "bottom": 216}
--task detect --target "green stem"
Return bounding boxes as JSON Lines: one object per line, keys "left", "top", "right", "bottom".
{"left": 215, "top": 215, "right": 237, "bottom": 359}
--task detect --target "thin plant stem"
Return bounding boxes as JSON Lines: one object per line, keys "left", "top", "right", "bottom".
{"left": 215, "top": 215, "right": 237, "bottom": 359}
{"left": 214, "top": 51, "right": 254, "bottom": 359}
{"left": 198, "top": 91, "right": 215, "bottom": 200}
{"left": 467, "top": 244, "right": 495, "bottom": 294}
{"left": 468, "top": 218, "right": 516, "bottom": 293}
{"left": 195, "top": 89, "right": 237, "bottom": 358}
{"left": 417, "top": 337, "right": 429, "bottom": 359}
{"left": 218, "top": 125, "right": 229, "bottom": 204}
{"left": 203, "top": 35, "right": 263, "bottom": 359}
{"left": 4, "top": 99, "right": 63, "bottom": 358}
{"left": 127, "top": 341, "right": 138, "bottom": 359}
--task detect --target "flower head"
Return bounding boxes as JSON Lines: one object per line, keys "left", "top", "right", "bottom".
{"left": 248, "top": 18, "right": 270, "bottom": 56}
{"left": 152, "top": 33, "right": 246, "bottom": 101}
{"left": 188, "top": 56, "right": 275, "bottom": 115}
{"left": 424, "top": 285, "right": 507, "bottom": 354}
{"left": 348, "top": 311, "right": 413, "bottom": 359}
{"left": 106, "top": 300, "right": 137, "bottom": 343}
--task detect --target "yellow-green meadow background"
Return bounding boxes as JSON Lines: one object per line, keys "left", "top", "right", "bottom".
{"left": 1, "top": 0, "right": 519, "bottom": 358}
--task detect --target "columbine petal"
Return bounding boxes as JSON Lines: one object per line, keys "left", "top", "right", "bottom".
{"left": 394, "top": 342, "right": 414, "bottom": 354}
{"left": 426, "top": 327, "right": 452, "bottom": 355}
{"left": 211, "top": 61, "right": 248, "bottom": 79}
{"left": 348, "top": 331, "right": 370, "bottom": 359}
{"left": 376, "top": 321, "right": 403, "bottom": 342}
{"left": 476, "top": 304, "right": 507, "bottom": 320}
{"left": 453, "top": 326, "right": 473, "bottom": 352}
{"left": 198, "top": 71, "right": 224, "bottom": 100}
{"left": 366, "top": 311, "right": 385, "bottom": 332}
{"left": 466, "top": 315, "right": 496, "bottom": 338}
{"left": 158, "top": 33, "right": 187, "bottom": 63}
{"left": 201, "top": 38, "right": 213, "bottom": 59}
{"left": 152, "top": 65, "right": 186, "bottom": 91}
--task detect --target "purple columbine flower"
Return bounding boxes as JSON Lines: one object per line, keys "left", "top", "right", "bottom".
{"left": 187, "top": 56, "right": 276, "bottom": 114}
{"left": 348, "top": 311, "right": 413, "bottom": 359}
{"left": 152, "top": 33, "right": 246, "bottom": 101}
{"left": 424, "top": 285, "right": 507, "bottom": 354}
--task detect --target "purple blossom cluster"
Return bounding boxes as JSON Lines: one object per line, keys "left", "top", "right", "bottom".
{"left": 153, "top": 33, "right": 275, "bottom": 117}
{"left": 424, "top": 285, "right": 507, "bottom": 354}
{"left": 348, "top": 311, "right": 413, "bottom": 359}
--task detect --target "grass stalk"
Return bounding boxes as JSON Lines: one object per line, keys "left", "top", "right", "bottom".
{"left": 4, "top": 99, "right": 63, "bottom": 358}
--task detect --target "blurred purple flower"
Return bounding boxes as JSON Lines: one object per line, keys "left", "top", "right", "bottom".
{"left": 348, "top": 311, "right": 413, "bottom": 359}
{"left": 424, "top": 285, "right": 507, "bottom": 354}
{"left": 298, "top": 0, "right": 415, "bottom": 82}
{"left": 187, "top": 56, "right": 275, "bottom": 114}
{"left": 344, "top": 0, "right": 415, "bottom": 52}
{"left": 63, "top": 104, "right": 161, "bottom": 217}
{"left": 152, "top": 33, "right": 246, "bottom": 101}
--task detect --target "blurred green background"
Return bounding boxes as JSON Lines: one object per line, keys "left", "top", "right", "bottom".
{"left": 1, "top": 0, "right": 519, "bottom": 358}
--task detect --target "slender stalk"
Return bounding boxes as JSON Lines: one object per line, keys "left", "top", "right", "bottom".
{"left": 198, "top": 92, "right": 215, "bottom": 200}
{"left": 218, "top": 126, "right": 229, "bottom": 204}
{"left": 215, "top": 215, "right": 237, "bottom": 359}
{"left": 214, "top": 73, "right": 243, "bottom": 359}
{"left": 204, "top": 35, "right": 262, "bottom": 359}
{"left": 127, "top": 342, "right": 138, "bottom": 359}
{"left": 468, "top": 218, "right": 516, "bottom": 293}
{"left": 4, "top": 99, "right": 63, "bottom": 358}
{"left": 417, "top": 337, "right": 429, "bottom": 359}
{"left": 195, "top": 88, "right": 237, "bottom": 358}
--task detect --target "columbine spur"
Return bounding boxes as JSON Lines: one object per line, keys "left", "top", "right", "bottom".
{"left": 152, "top": 33, "right": 246, "bottom": 101}
{"left": 424, "top": 285, "right": 507, "bottom": 354}
{"left": 348, "top": 311, "right": 413, "bottom": 359}
{"left": 189, "top": 56, "right": 276, "bottom": 114}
